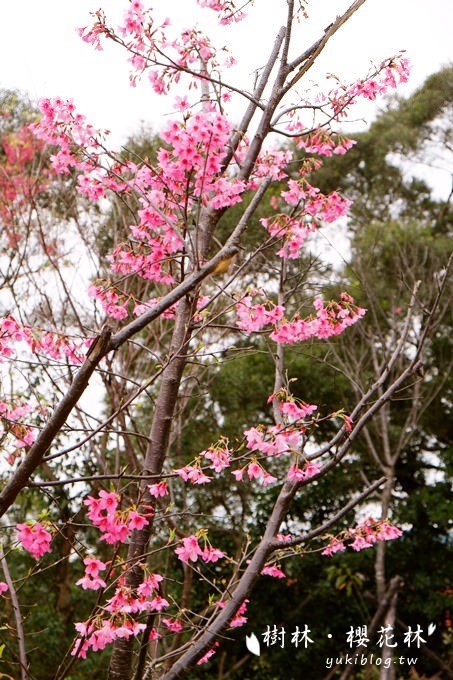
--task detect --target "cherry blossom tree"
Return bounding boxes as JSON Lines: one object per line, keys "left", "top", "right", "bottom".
{"left": 0, "top": 2, "right": 448, "bottom": 679}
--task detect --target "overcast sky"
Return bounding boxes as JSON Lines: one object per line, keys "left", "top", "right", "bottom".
{"left": 1, "top": 0, "right": 451, "bottom": 143}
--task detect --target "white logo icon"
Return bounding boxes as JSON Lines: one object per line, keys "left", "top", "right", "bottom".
{"left": 246, "top": 632, "right": 261, "bottom": 656}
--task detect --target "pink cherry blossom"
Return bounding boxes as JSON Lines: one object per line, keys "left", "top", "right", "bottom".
{"left": 148, "top": 481, "right": 169, "bottom": 497}
{"left": 304, "top": 461, "right": 321, "bottom": 478}
{"left": 280, "top": 401, "right": 317, "bottom": 421}
{"left": 202, "top": 444, "right": 231, "bottom": 472}
{"left": 287, "top": 465, "right": 306, "bottom": 482}
{"left": 247, "top": 462, "right": 263, "bottom": 480}
{"left": 163, "top": 618, "right": 183, "bottom": 632}
{"left": 148, "top": 595, "right": 170, "bottom": 611}
{"left": 229, "top": 599, "right": 249, "bottom": 628}
{"left": 175, "top": 535, "right": 204, "bottom": 563}
{"left": 174, "top": 464, "right": 211, "bottom": 485}
{"left": 201, "top": 546, "right": 225, "bottom": 563}
{"left": 197, "top": 0, "right": 247, "bottom": 24}
{"left": 84, "top": 557, "right": 107, "bottom": 577}
{"left": 261, "top": 565, "right": 286, "bottom": 578}
{"left": 262, "top": 472, "right": 278, "bottom": 487}
{"left": 350, "top": 535, "right": 374, "bottom": 551}
{"left": 127, "top": 510, "right": 149, "bottom": 531}
{"left": 137, "top": 573, "right": 164, "bottom": 596}
{"left": 16, "top": 522, "right": 52, "bottom": 560}
{"left": 75, "top": 574, "right": 107, "bottom": 591}
{"left": 321, "top": 539, "right": 346, "bottom": 556}
{"left": 196, "top": 641, "right": 219, "bottom": 665}
{"left": 322, "top": 518, "right": 402, "bottom": 557}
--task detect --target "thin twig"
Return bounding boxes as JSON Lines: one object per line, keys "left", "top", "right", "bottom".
{"left": 0, "top": 545, "right": 28, "bottom": 680}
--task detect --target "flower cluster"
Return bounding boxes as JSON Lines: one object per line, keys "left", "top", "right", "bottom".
{"left": 231, "top": 460, "right": 277, "bottom": 487}
{"left": 16, "top": 522, "right": 53, "bottom": 559}
{"left": 148, "top": 481, "right": 169, "bottom": 498}
{"left": 278, "top": 399, "right": 317, "bottom": 422}
{"left": 174, "top": 463, "right": 212, "bottom": 485}
{"left": 73, "top": 565, "right": 167, "bottom": 656}
{"left": 218, "top": 598, "right": 250, "bottom": 629}
{"left": 270, "top": 294, "right": 366, "bottom": 344}
{"left": 349, "top": 53, "right": 411, "bottom": 102}
{"left": 71, "top": 491, "right": 169, "bottom": 659}
{"left": 197, "top": 0, "right": 247, "bottom": 25}
{"left": 84, "top": 490, "right": 151, "bottom": 544}
{"left": 287, "top": 460, "right": 321, "bottom": 482}
{"left": 32, "top": 96, "right": 250, "bottom": 315}
{"left": 236, "top": 290, "right": 285, "bottom": 332}
{"left": 321, "top": 518, "right": 403, "bottom": 556}
{"left": 261, "top": 178, "right": 352, "bottom": 259}
{"left": 244, "top": 424, "right": 301, "bottom": 457}
{"left": 261, "top": 564, "right": 286, "bottom": 578}
{"left": 235, "top": 291, "right": 366, "bottom": 343}
{"left": 78, "top": 3, "right": 238, "bottom": 94}
{"left": 325, "top": 52, "right": 411, "bottom": 117}
{"left": 72, "top": 617, "right": 148, "bottom": 658}
{"left": 31, "top": 97, "right": 107, "bottom": 183}
{"left": 105, "top": 573, "right": 167, "bottom": 615}
{"left": 76, "top": 557, "right": 108, "bottom": 591}
{"left": 0, "top": 315, "right": 87, "bottom": 364}
{"left": 158, "top": 110, "right": 244, "bottom": 209}
{"left": 295, "top": 129, "right": 356, "bottom": 157}
{"left": 0, "top": 399, "right": 36, "bottom": 462}
{"left": 174, "top": 534, "right": 225, "bottom": 565}
{"left": 201, "top": 441, "right": 232, "bottom": 473}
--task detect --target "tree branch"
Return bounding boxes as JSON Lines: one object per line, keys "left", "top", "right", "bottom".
{"left": 0, "top": 546, "right": 28, "bottom": 680}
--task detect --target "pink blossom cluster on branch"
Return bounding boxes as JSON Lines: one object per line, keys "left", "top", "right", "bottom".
{"left": 218, "top": 598, "right": 250, "bottom": 629}
{"left": 0, "top": 400, "right": 36, "bottom": 462}
{"left": 76, "top": 557, "right": 108, "bottom": 591}
{"left": 322, "top": 518, "right": 403, "bottom": 556}
{"left": 70, "top": 517, "right": 226, "bottom": 657}
{"left": 197, "top": 0, "right": 247, "bottom": 24}
{"left": 0, "top": 315, "right": 87, "bottom": 364}
{"left": 32, "top": 98, "right": 249, "bottom": 305}
{"left": 84, "top": 490, "right": 151, "bottom": 544}
{"left": 270, "top": 293, "right": 367, "bottom": 343}
{"left": 72, "top": 567, "right": 172, "bottom": 658}
{"left": 307, "top": 52, "right": 411, "bottom": 120}
{"left": 236, "top": 289, "right": 366, "bottom": 342}
{"left": 72, "top": 617, "right": 147, "bottom": 658}
{"left": 174, "top": 396, "right": 322, "bottom": 487}
{"left": 0, "top": 316, "right": 92, "bottom": 462}
{"left": 346, "top": 53, "right": 411, "bottom": 103}
{"left": 174, "top": 534, "right": 225, "bottom": 564}
{"left": 261, "top": 564, "right": 286, "bottom": 578}
{"left": 260, "top": 171, "right": 352, "bottom": 258}
{"left": 78, "top": 1, "right": 239, "bottom": 94}
{"left": 16, "top": 522, "right": 53, "bottom": 559}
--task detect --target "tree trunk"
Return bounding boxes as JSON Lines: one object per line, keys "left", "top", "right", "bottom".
{"left": 108, "top": 295, "right": 196, "bottom": 680}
